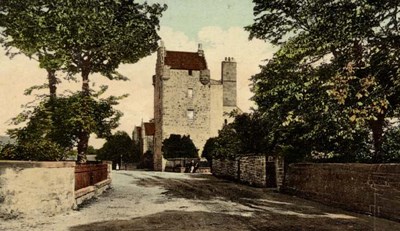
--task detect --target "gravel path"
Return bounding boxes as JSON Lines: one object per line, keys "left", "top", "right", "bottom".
{"left": 1, "top": 170, "right": 399, "bottom": 230}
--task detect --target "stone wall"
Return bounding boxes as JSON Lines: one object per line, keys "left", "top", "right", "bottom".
{"left": 212, "top": 158, "right": 239, "bottom": 180}
{"left": 212, "top": 155, "right": 284, "bottom": 188}
{"left": 0, "top": 161, "right": 76, "bottom": 219}
{"left": 239, "top": 156, "right": 267, "bottom": 187}
{"left": 283, "top": 163, "right": 400, "bottom": 221}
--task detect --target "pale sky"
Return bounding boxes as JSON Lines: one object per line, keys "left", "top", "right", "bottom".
{"left": 0, "top": 1, "right": 276, "bottom": 147}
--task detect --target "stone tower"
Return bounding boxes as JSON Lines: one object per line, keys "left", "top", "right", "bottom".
{"left": 222, "top": 57, "right": 237, "bottom": 107}
{"left": 153, "top": 43, "right": 239, "bottom": 171}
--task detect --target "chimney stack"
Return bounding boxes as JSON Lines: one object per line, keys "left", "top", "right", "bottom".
{"left": 198, "top": 43, "right": 204, "bottom": 56}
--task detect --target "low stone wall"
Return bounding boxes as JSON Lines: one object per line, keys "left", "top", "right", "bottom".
{"left": 212, "top": 158, "right": 239, "bottom": 180}
{"left": 239, "top": 156, "right": 267, "bottom": 187}
{"left": 283, "top": 163, "right": 400, "bottom": 222}
{"left": 212, "top": 155, "right": 284, "bottom": 188}
{"left": 0, "top": 161, "right": 76, "bottom": 219}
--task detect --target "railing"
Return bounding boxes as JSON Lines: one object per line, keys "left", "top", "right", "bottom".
{"left": 75, "top": 163, "right": 108, "bottom": 191}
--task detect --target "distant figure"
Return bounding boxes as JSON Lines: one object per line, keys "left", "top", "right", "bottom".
{"left": 193, "top": 161, "right": 199, "bottom": 173}
{"left": 190, "top": 160, "right": 195, "bottom": 173}
{"left": 116, "top": 163, "right": 119, "bottom": 170}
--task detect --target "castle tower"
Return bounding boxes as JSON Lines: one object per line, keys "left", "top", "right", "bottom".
{"left": 222, "top": 57, "right": 237, "bottom": 107}
{"left": 152, "top": 44, "right": 239, "bottom": 171}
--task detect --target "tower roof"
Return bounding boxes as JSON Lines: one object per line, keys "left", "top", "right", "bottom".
{"left": 164, "top": 51, "right": 207, "bottom": 70}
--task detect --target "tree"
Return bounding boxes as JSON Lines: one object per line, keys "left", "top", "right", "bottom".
{"left": 211, "top": 124, "right": 241, "bottom": 160}
{"left": 7, "top": 89, "right": 123, "bottom": 161}
{"left": 0, "top": 0, "right": 63, "bottom": 98}
{"left": 202, "top": 137, "right": 217, "bottom": 163}
{"left": 96, "top": 131, "right": 140, "bottom": 167}
{"left": 246, "top": 0, "right": 400, "bottom": 161}
{"left": 162, "top": 134, "right": 198, "bottom": 159}
{"left": 1, "top": 0, "right": 167, "bottom": 162}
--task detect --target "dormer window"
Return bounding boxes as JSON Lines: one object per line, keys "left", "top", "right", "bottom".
{"left": 188, "top": 70, "right": 193, "bottom": 76}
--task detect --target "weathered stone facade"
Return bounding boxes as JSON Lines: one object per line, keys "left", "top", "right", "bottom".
{"left": 283, "top": 163, "right": 400, "bottom": 222}
{"left": 153, "top": 44, "right": 239, "bottom": 171}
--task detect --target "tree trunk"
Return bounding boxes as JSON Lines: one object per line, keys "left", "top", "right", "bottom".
{"left": 77, "top": 64, "right": 91, "bottom": 163}
{"left": 47, "top": 69, "right": 57, "bottom": 99}
{"left": 77, "top": 131, "right": 89, "bottom": 163}
{"left": 369, "top": 113, "right": 385, "bottom": 162}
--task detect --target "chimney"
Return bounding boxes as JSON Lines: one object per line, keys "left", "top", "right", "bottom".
{"left": 198, "top": 43, "right": 204, "bottom": 56}
{"left": 221, "top": 57, "right": 237, "bottom": 107}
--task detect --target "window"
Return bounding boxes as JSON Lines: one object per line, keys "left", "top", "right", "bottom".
{"left": 188, "top": 70, "right": 193, "bottom": 76}
{"left": 187, "top": 109, "right": 194, "bottom": 120}
{"left": 188, "top": 88, "right": 193, "bottom": 98}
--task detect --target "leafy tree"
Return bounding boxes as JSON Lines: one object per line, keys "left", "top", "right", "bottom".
{"left": 7, "top": 89, "right": 123, "bottom": 161}
{"left": 0, "top": 0, "right": 63, "bottom": 98}
{"left": 246, "top": 0, "right": 400, "bottom": 161}
{"left": 96, "top": 131, "right": 140, "bottom": 167}
{"left": 381, "top": 126, "right": 400, "bottom": 163}
{"left": 211, "top": 124, "right": 241, "bottom": 160}
{"left": 0, "top": 139, "right": 70, "bottom": 161}
{"left": 1, "top": 0, "right": 167, "bottom": 162}
{"left": 202, "top": 137, "right": 217, "bottom": 163}
{"left": 162, "top": 134, "right": 198, "bottom": 159}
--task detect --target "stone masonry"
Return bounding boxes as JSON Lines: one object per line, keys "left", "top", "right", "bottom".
{"left": 153, "top": 43, "right": 240, "bottom": 171}
{"left": 212, "top": 155, "right": 284, "bottom": 188}
{"left": 283, "top": 163, "right": 400, "bottom": 222}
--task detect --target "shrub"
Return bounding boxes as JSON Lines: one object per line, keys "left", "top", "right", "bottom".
{"left": 0, "top": 139, "right": 71, "bottom": 161}
{"left": 162, "top": 134, "right": 198, "bottom": 158}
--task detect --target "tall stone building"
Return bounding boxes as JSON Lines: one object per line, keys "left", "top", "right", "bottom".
{"left": 153, "top": 43, "right": 240, "bottom": 171}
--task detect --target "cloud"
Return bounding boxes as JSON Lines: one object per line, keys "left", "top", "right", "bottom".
{"left": 0, "top": 26, "right": 275, "bottom": 148}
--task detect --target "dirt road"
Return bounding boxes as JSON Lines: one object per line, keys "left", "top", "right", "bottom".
{"left": 1, "top": 171, "right": 399, "bottom": 231}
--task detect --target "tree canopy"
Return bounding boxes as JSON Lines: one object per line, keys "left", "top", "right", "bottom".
{"left": 0, "top": 0, "right": 167, "bottom": 162}
{"left": 245, "top": 0, "right": 400, "bottom": 162}
{"left": 96, "top": 131, "right": 140, "bottom": 166}
{"left": 162, "top": 134, "right": 198, "bottom": 159}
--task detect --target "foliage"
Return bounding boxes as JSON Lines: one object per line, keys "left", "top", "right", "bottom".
{"left": 0, "top": 139, "right": 71, "bottom": 161}
{"left": 7, "top": 89, "right": 123, "bottom": 161}
{"left": 246, "top": 0, "right": 400, "bottom": 162}
{"left": 1, "top": 0, "right": 167, "bottom": 79}
{"left": 211, "top": 124, "right": 241, "bottom": 160}
{"left": 162, "top": 134, "right": 198, "bottom": 159}
{"left": 140, "top": 150, "right": 154, "bottom": 169}
{"left": 96, "top": 131, "right": 140, "bottom": 164}
{"left": 1, "top": 0, "right": 167, "bottom": 162}
{"left": 381, "top": 125, "right": 400, "bottom": 163}
{"left": 202, "top": 137, "right": 217, "bottom": 163}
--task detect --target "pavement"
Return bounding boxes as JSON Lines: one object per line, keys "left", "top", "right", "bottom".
{"left": 1, "top": 170, "right": 399, "bottom": 231}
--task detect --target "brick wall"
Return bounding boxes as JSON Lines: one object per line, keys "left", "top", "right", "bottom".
{"left": 283, "top": 163, "right": 400, "bottom": 222}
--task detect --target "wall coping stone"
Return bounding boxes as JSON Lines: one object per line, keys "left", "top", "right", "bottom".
{"left": 0, "top": 160, "right": 76, "bottom": 168}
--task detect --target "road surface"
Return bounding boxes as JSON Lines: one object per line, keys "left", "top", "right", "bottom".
{"left": 1, "top": 170, "right": 399, "bottom": 230}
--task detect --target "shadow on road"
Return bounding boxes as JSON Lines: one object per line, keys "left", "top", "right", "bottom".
{"left": 70, "top": 173, "right": 400, "bottom": 231}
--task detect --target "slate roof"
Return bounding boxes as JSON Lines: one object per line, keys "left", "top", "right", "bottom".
{"left": 164, "top": 51, "right": 207, "bottom": 70}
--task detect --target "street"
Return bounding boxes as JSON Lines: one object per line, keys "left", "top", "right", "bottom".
{"left": 1, "top": 170, "right": 399, "bottom": 231}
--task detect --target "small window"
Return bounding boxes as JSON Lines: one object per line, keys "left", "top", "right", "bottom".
{"left": 187, "top": 109, "right": 194, "bottom": 120}
{"left": 188, "top": 88, "right": 193, "bottom": 98}
{"left": 188, "top": 70, "right": 193, "bottom": 76}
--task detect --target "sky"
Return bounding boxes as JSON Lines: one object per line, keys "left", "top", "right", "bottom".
{"left": 0, "top": 0, "right": 276, "bottom": 147}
